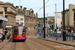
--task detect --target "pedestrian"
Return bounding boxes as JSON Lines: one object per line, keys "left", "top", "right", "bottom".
{"left": 1, "top": 33, "right": 4, "bottom": 41}
{"left": 0, "top": 33, "right": 3, "bottom": 41}
{"left": 55, "top": 29, "right": 56, "bottom": 32}
{"left": 5, "top": 30, "right": 8, "bottom": 36}
{"left": 7, "top": 32, "right": 10, "bottom": 39}
{"left": 2, "top": 32, "right": 5, "bottom": 41}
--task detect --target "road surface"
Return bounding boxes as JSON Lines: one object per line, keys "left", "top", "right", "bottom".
{"left": 0, "top": 36, "right": 75, "bottom": 50}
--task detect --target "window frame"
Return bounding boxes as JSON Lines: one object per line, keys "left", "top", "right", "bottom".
{"left": 5, "top": 15, "right": 7, "bottom": 18}
{"left": 4, "top": 7, "right": 7, "bottom": 12}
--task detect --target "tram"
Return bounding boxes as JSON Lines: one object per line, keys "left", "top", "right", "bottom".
{"left": 12, "top": 24, "right": 26, "bottom": 41}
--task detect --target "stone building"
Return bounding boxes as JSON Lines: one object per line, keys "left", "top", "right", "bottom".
{"left": 62, "top": 4, "right": 75, "bottom": 27}
{"left": 62, "top": 4, "right": 75, "bottom": 33}
{"left": 15, "top": 6, "right": 38, "bottom": 36}
{"left": 0, "top": 1, "right": 38, "bottom": 36}
{"left": 0, "top": 1, "right": 16, "bottom": 29}
{"left": 55, "top": 12, "right": 62, "bottom": 29}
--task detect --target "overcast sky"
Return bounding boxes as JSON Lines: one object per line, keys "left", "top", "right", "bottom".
{"left": 1, "top": 0, "right": 75, "bottom": 18}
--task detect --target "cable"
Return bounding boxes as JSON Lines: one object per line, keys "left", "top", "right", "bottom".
{"left": 45, "top": 0, "right": 49, "bottom": 4}
{"left": 37, "top": 0, "right": 49, "bottom": 12}
{"left": 37, "top": 3, "right": 62, "bottom": 12}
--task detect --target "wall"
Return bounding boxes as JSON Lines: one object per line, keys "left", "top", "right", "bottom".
{"left": 16, "top": 15, "right": 24, "bottom": 25}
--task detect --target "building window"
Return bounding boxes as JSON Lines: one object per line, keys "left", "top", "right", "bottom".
{"left": 61, "top": 22, "right": 62, "bottom": 24}
{"left": 21, "top": 18, "right": 23, "bottom": 20}
{"left": 21, "top": 22, "right": 23, "bottom": 25}
{"left": 74, "top": 11, "right": 75, "bottom": 25}
{"left": 57, "top": 15, "right": 61, "bottom": 18}
{"left": 4, "top": 7, "right": 7, "bottom": 12}
{"left": 34, "top": 27, "right": 35, "bottom": 29}
{"left": 16, "top": 20, "right": 19, "bottom": 22}
{"left": 28, "top": 12, "right": 29, "bottom": 15}
{"left": 5, "top": 15, "right": 7, "bottom": 18}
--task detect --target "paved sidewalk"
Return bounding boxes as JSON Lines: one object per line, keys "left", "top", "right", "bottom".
{"left": 0, "top": 36, "right": 12, "bottom": 48}
{"left": 46, "top": 37, "right": 75, "bottom": 46}
{"left": 0, "top": 39, "right": 9, "bottom": 46}
{"left": 37, "top": 34, "right": 75, "bottom": 47}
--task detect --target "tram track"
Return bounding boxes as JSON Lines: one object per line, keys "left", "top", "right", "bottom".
{"left": 28, "top": 38, "right": 55, "bottom": 50}
{"left": 24, "top": 42, "right": 31, "bottom": 50}
{"left": 13, "top": 41, "right": 33, "bottom": 50}
{"left": 13, "top": 42, "right": 16, "bottom": 50}
{"left": 29, "top": 38, "right": 74, "bottom": 50}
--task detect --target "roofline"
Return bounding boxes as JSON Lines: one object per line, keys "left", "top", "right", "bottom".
{"left": 0, "top": 3, "right": 16, "bottom": 9}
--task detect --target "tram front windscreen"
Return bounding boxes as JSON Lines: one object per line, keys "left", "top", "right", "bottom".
{"left": 14, "top": 26, "right": 25, "bottom": 34}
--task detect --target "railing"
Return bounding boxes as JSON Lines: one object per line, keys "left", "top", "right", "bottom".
{"left": 38, "top": 29, "right": 75, "bottom": 41}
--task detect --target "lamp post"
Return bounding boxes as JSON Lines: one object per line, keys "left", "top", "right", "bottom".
{"left": 47, "top": 14, "right": 48, "bottom": 37}
{"left": 55, "top": 4, "right": 57, "bottom": 40}
{"left": 43, "top": 0, "right": 45, "bottom": 38}
{"left": 63, "top": 0, "right": 66, "bottom": 41}
{"left": 3, "top": 10, "right": 5, "bottom": 35}
{"left": 19, "top": 0, "right": 20, "bottom": 8}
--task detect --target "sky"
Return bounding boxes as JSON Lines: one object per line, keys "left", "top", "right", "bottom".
{"left": 1, "top": 0, "right": 75, "bottom": 18}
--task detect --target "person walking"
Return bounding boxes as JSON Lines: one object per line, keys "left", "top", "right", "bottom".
{"left": 5, "top": 29, "right": 8, "bottom": 36}
{"left": 7, "top": 32, "right": 10, "bottom": 39}
{"left": 0, "top": 33, "right": 3, "bottom": 41}
{"left": 2, "top": 32, "right": 5, "bottom": 41}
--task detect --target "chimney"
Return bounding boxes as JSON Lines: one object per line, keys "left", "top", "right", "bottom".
{"left": 24, "top": 7, "right": 27, "bottom": 10}
{"left": 20, "top": 6, "right": 22, "bottom": 9}
{"left": 36, "top": 13, "right": 38, "bottom": 17}
{"left": 23, "top": 7, "right": 27, "bottom": 14}
{"left": 16, "top": 6, "right": 19, "bottom": 9}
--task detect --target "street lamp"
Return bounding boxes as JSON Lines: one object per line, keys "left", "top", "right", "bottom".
{"left": 55, "top": 4, "right": 57, "bottom": 40}
{"left": 63, "top": 0, "right": 66, "bottom": 41}
{"left": 43, "top": 0, "right": 45, "bottom": 38}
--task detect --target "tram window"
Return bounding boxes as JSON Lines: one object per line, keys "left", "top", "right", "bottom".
{"left": 14, "top": 27, "right": 18, "bottom": 34}
{"left": 14, "top": 29, "right": 18, "bottom": 34}
{"left": 23, "top": 27, "right": 25, "bottom": 34}
{"left": 23, "top": 28, "right": 25, "bottom": 32}
{"left": 13, "top": 26, "right": 25, "bottom": 34}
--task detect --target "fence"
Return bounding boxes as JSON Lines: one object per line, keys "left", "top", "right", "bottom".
{"left": 38, "top": 28, "right": 75, "bottom": 41}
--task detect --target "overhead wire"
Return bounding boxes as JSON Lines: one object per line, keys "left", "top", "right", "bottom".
{"left": 37, "top": 0, "right": 49, "bottom": 12}
{"left": 37, "top": 3, "right": 62, "bottom": 12}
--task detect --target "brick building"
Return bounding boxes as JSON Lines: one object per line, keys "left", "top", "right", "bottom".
{"left": 48, "top": 16, "right": 54, "bottom": 22}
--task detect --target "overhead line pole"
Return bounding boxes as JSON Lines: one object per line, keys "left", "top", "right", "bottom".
{"left": 19, "top": 0, "right": 20, "bottom": 8}
{"left": 43, "top": 0, "right": 45, "bottom": 38}
{"left": 55, "top": 4, "right": 57, "bottom": 40}
{"left": 63, "top": 0, "right": 66, "bottom": 41}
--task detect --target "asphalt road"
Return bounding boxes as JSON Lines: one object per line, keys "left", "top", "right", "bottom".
{"left": 0, "top": 36, "right": 75, "bottom": 50}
